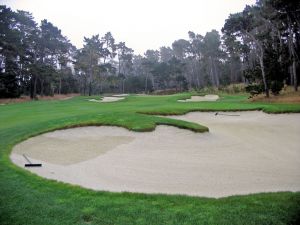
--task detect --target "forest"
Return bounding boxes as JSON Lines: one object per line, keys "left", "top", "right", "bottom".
{"left": 0, "top": 0, "right": 299, "bottom": 99}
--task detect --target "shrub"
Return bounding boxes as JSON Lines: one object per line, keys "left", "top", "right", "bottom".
{"left": 245, "top": 83, "right": 264, "bottom": 96}
{"left": 270, "top": 81, "right": 284, "bottom": 95}
{"left": 218, "top": 83, "right": 246, "bottom": 94}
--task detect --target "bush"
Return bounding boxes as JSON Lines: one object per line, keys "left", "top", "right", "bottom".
{"left": 245, "top": 83, "right": 264, "bottom": 96}
{"left": 270, "top": 81, "right": 283, "bottom": 95}
{"left": 218, "top": 83, "right": 246, "bottom": 94}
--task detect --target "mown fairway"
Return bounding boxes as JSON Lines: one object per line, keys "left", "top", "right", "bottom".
{"left": 1, "top": 93, "right": 300, "bottom": 225}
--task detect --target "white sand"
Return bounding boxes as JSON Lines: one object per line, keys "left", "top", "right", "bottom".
{"left": 178, "top": 94, "right": 219, "bottom": 102}
{"left": 88, "top": 96, "right": 125, "bottom": 103}
{"left": 11, "top": 111, "right": 300, "bottom": 197}
{"left": 112, "top": 94, "right": 129, "bottom": 97}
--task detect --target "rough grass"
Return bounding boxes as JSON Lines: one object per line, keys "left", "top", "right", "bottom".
{"left": 250, "top": 87, "right": 300, "bottom": 103}
{"left": 1, "top": 93, "right": 300, "bottom": 225}
{"left": 0, "top": 94, "right": 79, "bottom": 104}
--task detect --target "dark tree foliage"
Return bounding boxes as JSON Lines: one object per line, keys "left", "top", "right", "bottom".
{"left": 0, "top": 6, "right": 21, "bottom": 97}
{"left": 1, "top": 0, "right": 299, "bottom": 98}
{"left": 0, "top": 6, "right": 77, "bottom": 99}
{"left": 222, "top": 0, "right": 299, "bottom": 96}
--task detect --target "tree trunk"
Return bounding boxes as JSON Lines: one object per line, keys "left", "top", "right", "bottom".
{"left": 293, "top": 60, "right": 298, "bottom": 91}
{"left": 194, "top": 60, "right": 201, "bottom": 88}
{"left": 230, "top": 57, "right": 237, "bottom": 83}
{"left": 30, "top": 75, "right": 38, "bottom": 100}
{"left": 59, "top": 76, "right": 62, "bottom": 95}
{"left": 151, "top": 75, "right": 155, "bottom": 91}
{"left": 33, "top": 75, "right": 37, "bottom": 99}
{"left": 209, "top": 57, "right": 215, "bottom": 86}
{"left": 88, "top": 81, "right": 92, "bottom": 96}
{"left": 290, "top": 66, "right": 294, "bottom": 86}
{"left": 40, "top": 79, "right": 44, "bottom": 97}
{"left": 258, "top": 55, "right": 269, "bottom": 97}
{"left": 83, "top": 78, "right": 86, "bottom": 95}
{"left": 122, "top": 79, "right": 125, "bottom": 93}
{"left": 145, "top": 73, "right": 148, "bottom": 93}
{"left": 118, "top": 56, "right": 121, "bottom": 75}
{"left": 212, "top": 59, "right": 219, "bottom": 87}
{"left": 287, "top": 18, "right": 298, "bottom": 91}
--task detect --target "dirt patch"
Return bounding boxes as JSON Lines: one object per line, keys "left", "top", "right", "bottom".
{"left": 11, "top": 112, "right": 300, "bottom": 197}
{"left": 178, "top": 95, "right": 219, "bottom": 102}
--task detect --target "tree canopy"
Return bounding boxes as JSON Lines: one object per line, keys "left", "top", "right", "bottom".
{"left": 0, "top": 0, "right": 299, "bottom": 98}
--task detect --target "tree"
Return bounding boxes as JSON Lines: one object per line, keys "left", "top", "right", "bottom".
{"left": 142, "top": 50, "right": 159, "bottom": 92}
{"left": 0, "top": 6, "right": 22, "bottom": 98}
{"left": 116, "top": 42, "right": 133, "bottom": 92}
{"left": 202, "top": 30, "right": 224, "bottom": 87}
{"left": 267, "top": 0, "right": 300, "bottom": 91}
{"left": 101, "top": 32, "right": 116, "bottom": 63}
{"left": 75, "top": 35, "right": 103, "bottom": 96}
{"left": 116, "top": 42, "right": 133, "bottom": 77}
{"left": 172, "top": 39, "right": 190, "bottom": 60}
{"left": 37, "top": 19, "right": 74, "bottom": 97}
{"left": 160, "top": 46, "right": 174, "bottom": 63}
{"left": 223, "top": 6, "right": 271, "bottom": 97}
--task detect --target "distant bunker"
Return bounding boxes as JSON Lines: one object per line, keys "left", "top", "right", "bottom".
{"left": 88, "top": 96, "right": 125, "bottom": 103}
{"left": 178, "top": 94, "right": 219, "bottom": 102}
{"left": 11, "top": 111, "right": 300, "bottom": 197}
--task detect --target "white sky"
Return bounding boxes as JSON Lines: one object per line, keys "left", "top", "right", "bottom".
{"left": 2, "top": 0, "right": 255, "bottom": 54}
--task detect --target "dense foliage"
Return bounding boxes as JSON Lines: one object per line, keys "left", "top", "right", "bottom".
{"left": 0, "top": 0, "right": 299, "bottom": 98}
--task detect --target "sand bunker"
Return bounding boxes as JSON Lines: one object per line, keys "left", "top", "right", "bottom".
{"left": 112, "top": 94, "right": 129, "bottom": 97}
{"left": 178, "top": 94, "right": 219, "bottom": 102}
{"left": 13, "top": 133, "right": 134, "bottom": 165}
{"left": 11, "top": 111, "right": 300, "bottom": 197}
{"left": 88, "top": 96, "right": 125, "bottom": 103}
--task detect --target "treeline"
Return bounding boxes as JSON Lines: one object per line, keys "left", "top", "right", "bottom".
{"left": 223, "top": 0, "right": 300, "bottom": 96}
{"left": 0, "top": 6, "right": 76, "bottom": 98}
{"left": 0, "top": 0, "right": 299, "bottom": 99}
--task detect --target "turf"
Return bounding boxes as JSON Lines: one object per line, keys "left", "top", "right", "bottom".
{"left": 1, "top": 93, "right": 300, "bottom": 225}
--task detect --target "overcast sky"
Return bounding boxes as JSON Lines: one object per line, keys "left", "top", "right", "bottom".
{"left": 2, "top": 0, "right": 255, "bottom": 54}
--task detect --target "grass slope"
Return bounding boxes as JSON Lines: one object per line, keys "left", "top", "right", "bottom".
{"left": 1, "top": 93, "right": 300, "bottom": 225}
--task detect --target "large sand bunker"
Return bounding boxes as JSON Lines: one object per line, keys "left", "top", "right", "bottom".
{"left": 178, "top": 94, "right": 219, "bottom": 102}
{"left": 11, "top": 111, "right": 300, "bottom": 197}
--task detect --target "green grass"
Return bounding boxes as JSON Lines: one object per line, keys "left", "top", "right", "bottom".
{"left": 1, "top": 93, "right": 300, "bottom": 225}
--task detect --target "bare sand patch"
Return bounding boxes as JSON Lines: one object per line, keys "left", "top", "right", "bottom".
{"left": 11, "top": 111, "right": 300, "bottom": 197}
{"left": 88, "top": 96, "right": 125, "bottom": 103}
{"left": 178, "top": 94, "right": 219, "bottom": 102}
